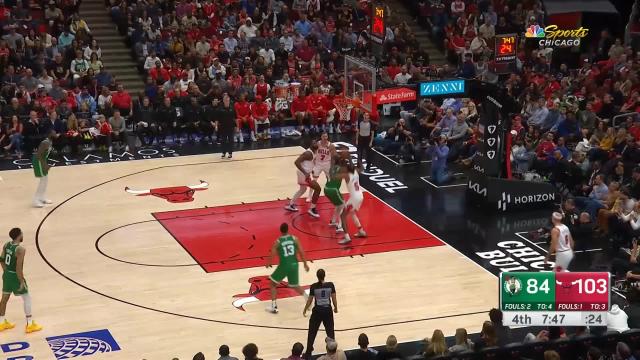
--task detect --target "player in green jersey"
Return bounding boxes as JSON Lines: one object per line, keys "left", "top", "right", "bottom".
{"left": 32, "top": 131, "right": 55, "bottom": 208}
{"left": 0, "top": 228, "right": 42, "bottom": 333}
{"left": 266, "top": 223, "right": 310, "bottom": 313}
{"left": 325, "top": 148, "right": 350, "bottom": 229}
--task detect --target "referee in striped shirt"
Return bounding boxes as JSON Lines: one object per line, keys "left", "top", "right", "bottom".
{"left": 303, "top": 269, "right": 337, "bottom": 359}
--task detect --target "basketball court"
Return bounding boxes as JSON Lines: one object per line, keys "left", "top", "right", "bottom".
{"left": 0, "top": 147, "right": 498, "bottom": 359}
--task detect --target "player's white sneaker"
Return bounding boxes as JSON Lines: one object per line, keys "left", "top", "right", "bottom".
{"left": 355, "top": 230, "right": 367, "bottom": 238}
{"left": 41, "top": 199, "right": 53, "bottom": 204}
{"left": 335, "top": 227, "right": 344, "bottom": 233}
{"left": 329, "top": 221, "right": 338, "bottom": 227}
{"left": 32, "top": 201, "right": 44, "bottom": 208}
{"left": 308, "top": 208, "right": 320, "bottom": 218}
{"left": 338, "top": 237, "right": 352, "bottom": 245}
{"left": 284, "top": 204, "right": 298, "bottom": 212}
{"left": 250, "top": 132, "right": 257, "bottom": 142}
{"left": 265, "top": 304, "right": 278, "bottom": 314}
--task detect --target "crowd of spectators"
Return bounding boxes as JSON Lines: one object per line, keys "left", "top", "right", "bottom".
{"left": 164, "top": 306, "right": 640, "bottom": 360}
{"left": 0, "top": 0, "right": 441, "bottom": 158}
{"left": 96, "top": 0, "right": 450, "bottom": 144}
{"left": 380, "top": 1, "right": 640, "bottom": 265}
{"left": 0, "top": 0, "right": 141, "bottom": 157}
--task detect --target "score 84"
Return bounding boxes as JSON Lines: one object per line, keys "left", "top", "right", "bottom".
{"left": 526, "top": 278, "right": 550, "bottom": 294}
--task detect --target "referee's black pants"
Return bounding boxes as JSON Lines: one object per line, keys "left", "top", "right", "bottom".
{"left": 357, "top": 136, "right": 372, "bottom": 170}
{"left": 305, "top": 307, "right": 334, "bottom": 357}
{"left": 219, "top": 131, "right": 234, "bottom": 155}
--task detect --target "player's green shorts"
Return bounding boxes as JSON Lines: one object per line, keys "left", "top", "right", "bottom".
{"left": 270, "top": 262, "right": 299, "bottom": 286}
{"left": 32, "top": 158, "right": 47, "bottom": 178}
{"left": 2, "top": 271, "right": 28, "bottom": 295}
{"left": 324, "top": 187, "right": 344, "bottom": 206}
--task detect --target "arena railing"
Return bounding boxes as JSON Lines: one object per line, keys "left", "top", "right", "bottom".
{"left": 612, "top": 112, "right": 640, "bottom": 128}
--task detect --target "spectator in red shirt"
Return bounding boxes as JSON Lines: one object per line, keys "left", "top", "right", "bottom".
{"left": 254, "top": 75, "right": 270, "bottom": 100}
{"left": 227, "top": 68, "right": 243, "bottom": 90}
{"left": 95, "top": 115, "right": 112, "bottom": 151}
{"left": 111, "top": 84, "right": 133, "bottom": 117}
{"left": 536, "top": 132, "right": 557, "bottom": 159}
{"left": 250, "top": 95, "right": 270, "bottom": 140}
{"left": 295, "top": 39, "right": 316, "bottom": 69}
{"left": 626, "top": 117, "right": 640, "bottom": 141}
{"left": 385, "top": 59, "right": 402, "bottom": 82}
{"left": 149, "top": 60, "right": 170, "bottom": 84}
{"left": 234, "top": 92, "right": 254, "bottom": 142}
{"left": 291, "top": 93, "right": 310, "bottom": 132}
{"left": 324, "top": 88, "right": 339, "bottom": 134}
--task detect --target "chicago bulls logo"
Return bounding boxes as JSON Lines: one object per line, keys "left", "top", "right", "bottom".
{"left": 124, "top": 180, "right": 209, "bottom": 203}
{"left": 232, "top": 276, "right": 310, "bottom": 311}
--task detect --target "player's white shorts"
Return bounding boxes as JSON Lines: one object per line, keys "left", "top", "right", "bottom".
{"left": 554, "top": 250, "right": 574, "bottom": 272}
{"left": 312, "top": 163, "right": 331, "bottom": 178}
{"left": 346, "top": 193, "right": 363, "bottom": 212}
{"left": 297, "top": 170, "right": 312, "bottom": 186}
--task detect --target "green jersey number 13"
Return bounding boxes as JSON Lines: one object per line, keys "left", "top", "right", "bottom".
{"left": 283, "top": 244, "right": 295, "bottom": 257}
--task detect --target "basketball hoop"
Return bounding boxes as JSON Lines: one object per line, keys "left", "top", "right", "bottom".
{"left": 333, "top": 96, "right": 355, "bottom": 122}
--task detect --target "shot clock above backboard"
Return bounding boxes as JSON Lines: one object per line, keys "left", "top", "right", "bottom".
{"left": 500, "top": 272, "right": 610, "bottom": 326}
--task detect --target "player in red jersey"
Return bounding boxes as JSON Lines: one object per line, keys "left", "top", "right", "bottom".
{"left": 250, "top": 95, "right": 270, "bottom": 140}
{"left": 234, "top": 93, "right": 254, "bottom": 142}
{"left": 291, "top": 93, "right": 310, "bottom": 133}
{"left": 254, "top": 75, "right": 271, "bottom": 100}
{"left": 307, "top": 87, "right": 328, "bottom": 133}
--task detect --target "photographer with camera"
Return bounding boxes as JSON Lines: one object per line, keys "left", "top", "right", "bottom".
{"left": 427, "top": 134, "right": 451, "bottom": 185}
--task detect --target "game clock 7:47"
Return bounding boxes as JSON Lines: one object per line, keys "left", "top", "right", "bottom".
{"left": 500, "top": 272, "right": 555, "bottom": 311}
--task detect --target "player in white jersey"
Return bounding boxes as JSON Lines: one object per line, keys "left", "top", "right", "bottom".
{"left": 306, "top": 132, "right": 335, "bottom": 202}
{"left": 338, "top": 162, "right": 367, "bottom": 245}
{"left": 546, "top": 212, "right": 574, "bottom": 272}
{"left": 313, "top": 132, "right": 335, "bottom": 181}
{"left": 285, "top": 141, "right": 322, "bottom": 218}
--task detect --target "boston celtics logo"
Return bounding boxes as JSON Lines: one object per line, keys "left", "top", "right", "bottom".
{"left": 504, "top": 276, "right": 522, "bottom": 296}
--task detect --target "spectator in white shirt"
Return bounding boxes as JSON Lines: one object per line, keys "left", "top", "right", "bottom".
{"left": 178, "top": 72, "right": 190, "bottom": 92}
{"left": 258, "top": 47, "right": 275, "bottom": 65}
{"left": 237, "top": 18, "right": 257, "bottom": 39}
{"left": 181, "top": 12, "right": 198, "bottom": 27}
{"left": 195, "top": 37, "right": 211, "bottom": 57}
{"left": 280, "top": 32, "right": 294, "bottom": 52}
{"left": 144, "top": 51, "right": 162, "bottom": 71}
{"left": 394, "top": 66, "right": 412, "bottom": 85}
{"left": 478, "top": 18, "right": 495, "bottom": 40}
{"left": 451, "top": 0, "right": 465, "bottom": 18}
{"left": 208, "top": 58, "right": 226, "bottom": 79}
{"left": 607, "top": 304, "right": 630, "bottom": 333}
{"left": 470, "top": 34, "right": 488, "bottom": 56}
{"left": 223, "top": 31, "right": 238, "bottom": 52}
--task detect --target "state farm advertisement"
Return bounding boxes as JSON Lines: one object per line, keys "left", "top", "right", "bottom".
{"left": 375, "top": 87, "right": 417, "bottom": 104}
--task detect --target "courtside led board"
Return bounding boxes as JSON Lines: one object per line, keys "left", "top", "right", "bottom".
{"left": 500, "top": 272, "right": 610, "bottom": 326}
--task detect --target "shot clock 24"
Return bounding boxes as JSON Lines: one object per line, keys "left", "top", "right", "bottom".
{"left": 500, "top": 272, "right": 610, "bottom": 326}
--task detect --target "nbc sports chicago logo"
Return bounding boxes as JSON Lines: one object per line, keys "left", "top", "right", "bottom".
{"left": 0, "top": 329, "right": 120, "bottom": 359}
{"left": 525, "top": 24, "right": 588, "bottom": 47}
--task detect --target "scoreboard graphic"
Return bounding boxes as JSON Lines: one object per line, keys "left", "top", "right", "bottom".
{"left": 500, "top": 272, "right": 610, "bottom": 326}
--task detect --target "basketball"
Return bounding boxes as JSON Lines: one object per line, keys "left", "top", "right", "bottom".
{"left": 351, "top": 98, "right": 362, "bottom": 108}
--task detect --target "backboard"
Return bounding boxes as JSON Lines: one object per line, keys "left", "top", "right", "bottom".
{"left": 344, "top": 55, "right": 376, "bottom": 113}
